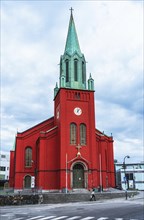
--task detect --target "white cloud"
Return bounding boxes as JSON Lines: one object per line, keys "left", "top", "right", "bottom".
{"left": 96, "top": 100, "right": 143, "bottom": 162}
{"left": 1, "top": 0, "right": 143, "bottom": 163}
{"left": 114, "top": 138, "right": 143, "bottom": 163}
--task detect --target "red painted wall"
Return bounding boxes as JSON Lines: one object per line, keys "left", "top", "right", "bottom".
{"left": 9, "top": 151, "right": 15, "bottom": 188}
{"left": 9, "top": 88, "right": 115, "bottom": 191}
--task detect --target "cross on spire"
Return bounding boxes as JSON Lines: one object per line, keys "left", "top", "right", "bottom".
{"left": 69, "top": 7, "right": 74, "bottom": 15}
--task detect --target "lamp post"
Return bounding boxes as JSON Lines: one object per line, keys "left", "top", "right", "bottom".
{"left": 123, "top": 155, "right": 130, "bottom": 190}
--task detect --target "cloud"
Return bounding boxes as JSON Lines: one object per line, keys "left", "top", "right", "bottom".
{"left": 114, "top": 138, "right": 143, "bottom": 163}
{"left": 1, "top": 1, "right": 143, "bottom": 163}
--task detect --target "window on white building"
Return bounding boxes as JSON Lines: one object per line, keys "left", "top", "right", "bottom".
{"left": 0, "top": 166, "right": 6, "bottom": 171}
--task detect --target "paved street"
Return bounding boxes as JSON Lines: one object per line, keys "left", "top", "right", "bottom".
{"left": 0, "top": 192, "right": 143, "bottom": 220}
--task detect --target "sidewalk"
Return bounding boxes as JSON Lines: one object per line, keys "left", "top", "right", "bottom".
{"left": 0, "top": 188, "right": 141, "bottom": 206}
{"left": 102, "top": 190, "right": 144, "bottom": 205}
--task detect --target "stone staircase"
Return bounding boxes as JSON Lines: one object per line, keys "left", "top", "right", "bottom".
{"left": 71, "top": 188, "right": 90, "bottom": 193}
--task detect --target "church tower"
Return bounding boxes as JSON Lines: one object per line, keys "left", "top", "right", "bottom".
{"left": 54, "top": 9, "right": 98, "bottom": 189}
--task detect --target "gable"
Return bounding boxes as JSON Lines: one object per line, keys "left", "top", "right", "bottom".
{"left": 17, "top": 117, "right": 54, "bottom": 139}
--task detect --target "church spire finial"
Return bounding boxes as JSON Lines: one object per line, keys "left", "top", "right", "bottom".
{"left": 69, "top": 7, "right": 74, "bottom": 15}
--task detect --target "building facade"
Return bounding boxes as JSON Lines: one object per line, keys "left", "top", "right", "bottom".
{"left": 9, "top": 11, "right": 115, "bottom": 192}
{"left": 0, "top": 151, "right": 10, "bottom": 188}
{"left": 115, "top": 162, "right": 144, "bottom": 190}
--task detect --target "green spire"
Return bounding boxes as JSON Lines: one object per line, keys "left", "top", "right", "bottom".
{"left": 64, "top": 9, "right": 81, "bottom": 56}
{"left": 53, "top": 8, "right": 94, "bottom": 96}
{"left": 59, "top": 9, "right": 87, "bottom": 90}
{"left": 54, "top": 82, "right": 59, "bottom": 97}
{"left": 88, "top": 73, "right": 94, "bottom": 91}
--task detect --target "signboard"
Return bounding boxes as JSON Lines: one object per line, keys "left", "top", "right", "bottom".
{"left": 129, "top": 180, "right": 134, "bottom": 189}
{"left": 31, "top": 176, "right": 35, "bottom": 188}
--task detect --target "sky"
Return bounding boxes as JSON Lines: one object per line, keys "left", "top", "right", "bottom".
{"left": 1, "top": 0, "right": 143, "bottom": 163}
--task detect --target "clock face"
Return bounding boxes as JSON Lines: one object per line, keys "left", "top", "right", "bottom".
{"left": 74, "top": 107, "right": 82, "bottom": 116}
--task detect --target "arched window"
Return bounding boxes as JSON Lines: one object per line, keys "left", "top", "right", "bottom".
{"left": 60, "top": 62, "right": 62, "bottom": 75}
{"left": 80, "top": 123, "right": 86, "bottom": 145}
{"left": 66, "top": 59, "right": 69, "bottom": 82}
{"left": 24, "top": 175, "right": 31, "bottom": 188}
{"left": 74, "top": 59, "right": 78, "bottom": 81}
{"left": 82, "top": 61, "right": 85, "bottom": 83}
{"left": 25, "top": 147, "right": 32, "bottom": 167}
{"left": 70, "top": 123, "right": 77, "bottom": 145}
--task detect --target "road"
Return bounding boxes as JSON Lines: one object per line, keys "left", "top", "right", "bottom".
{"left": 0, "top": 193, "right": 143, "bottom": 220}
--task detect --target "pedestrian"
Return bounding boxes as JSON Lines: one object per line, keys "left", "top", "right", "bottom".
{"left": 90, "top": 188, "right": 96, "bottom": 201}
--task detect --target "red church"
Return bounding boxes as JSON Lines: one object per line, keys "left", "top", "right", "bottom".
{"left": 9, "top": 11, "right": 115, "bottom": 192}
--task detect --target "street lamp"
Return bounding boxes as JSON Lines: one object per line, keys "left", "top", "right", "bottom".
{"left": 123, "top": 155, "right": 130, "bottom": 189}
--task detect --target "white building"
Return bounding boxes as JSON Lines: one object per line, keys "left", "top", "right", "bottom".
{"left": 0, "top": 151, "right": 10, "bottom": 187}
{"left": 115, "top": 162, "right": 144, "bottom": 191}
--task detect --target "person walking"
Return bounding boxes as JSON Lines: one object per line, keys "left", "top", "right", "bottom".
{"left": 90, "top": 188, "right": 96, "bottom": 201}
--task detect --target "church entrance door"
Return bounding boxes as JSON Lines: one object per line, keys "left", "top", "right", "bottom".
{"left": 73, "top": 164, "right": 84, "bottom": 188}
{"left": 24, "top": 175, "right": 31, "bottom": 188}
